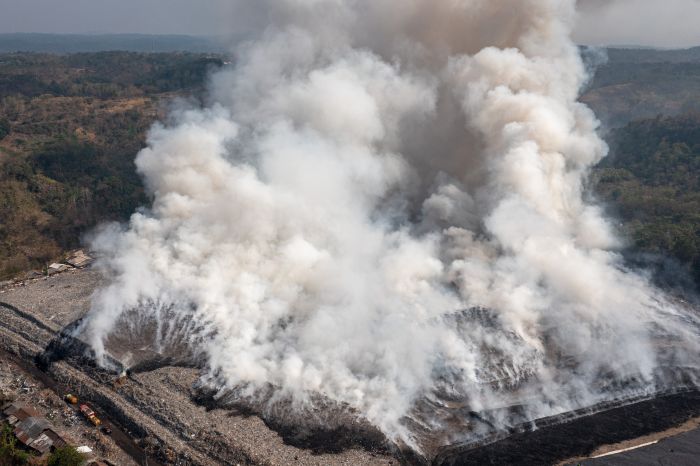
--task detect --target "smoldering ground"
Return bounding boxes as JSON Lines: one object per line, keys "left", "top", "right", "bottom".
{"left": 77, "top": 0, "right": 700, "bottom": 455}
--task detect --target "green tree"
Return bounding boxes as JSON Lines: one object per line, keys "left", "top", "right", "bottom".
{"left": 0, "top": 425, "right": 32, "bottom": 465}
{"left": 0, "top": 117, "right": 10, "bottom": 140}
{"left": 47, "top": 446, "right": 84, "bottom": 466}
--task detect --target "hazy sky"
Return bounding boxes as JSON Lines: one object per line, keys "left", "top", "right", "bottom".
{"left": 1, "top": 0, "right": 700, "bottom": 48}
{"left": 576, "top": 0, "right": 700, "bottom": 47}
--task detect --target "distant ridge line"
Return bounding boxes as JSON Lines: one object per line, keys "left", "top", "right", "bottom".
{"left": 0, "top": 32, "right": 229, "bottom": 54}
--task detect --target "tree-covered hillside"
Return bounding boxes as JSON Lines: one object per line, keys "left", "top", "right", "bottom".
{"left": 594, "top": 113, "right": 700, "bottom": 291}
{"left": 582, "top": 47, "right": 700, "bottom": 128}
{"left": 0, "top": 52, "right": 223, "bottom": 279}
{"left": 0, "top": 52, "right": 224, "bottom": 98}
{"left": 0, "top": 33, "right": 225, "bottom": 54}
{"left": 0, "top": 48, "right": 699, "bottom": 295}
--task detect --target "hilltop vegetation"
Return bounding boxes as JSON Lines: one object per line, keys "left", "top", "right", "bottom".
{"left": 576, "top": 47, "right": 700, "bottom": 292}
{"left": 0, "top": 33, "right": 224, "bottom": 54}
{"left": 0, "top": 52, "right": 223, "bottom": 279}
{"left": 595, "top": 113, "right": 700, "bottom": 290}
{"left": 0, "top": 47, "right": 699, "bottom": 294}
{"left": 0, "top": 52, "right": 223, "bottom": 98}
{"left": 582, "top": 47, "right": 700, "bottom": 128}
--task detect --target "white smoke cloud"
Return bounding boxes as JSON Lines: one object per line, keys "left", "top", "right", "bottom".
{"left": 81, "top": 0, "right": 700, "bottom": 452}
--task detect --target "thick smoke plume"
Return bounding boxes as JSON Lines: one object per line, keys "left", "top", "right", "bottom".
{"left": 82, "top": 0, "right": 699, "bottom": 451}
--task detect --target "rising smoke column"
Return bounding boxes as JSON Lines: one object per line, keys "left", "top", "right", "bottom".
{"left": 82, "top": 0, "right": 699, "bottom": 448}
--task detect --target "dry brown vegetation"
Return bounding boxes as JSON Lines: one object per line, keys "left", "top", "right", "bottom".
{"left": 1, "top": 48, "right": 699, "bottom": 295}
{"left": 0, "top": 52, "right": 223, "bottom": 280}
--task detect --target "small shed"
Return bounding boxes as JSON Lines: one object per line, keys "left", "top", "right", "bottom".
{"left": 66, "top": 250, "right": 93, "bottom": 268}
{"left": 2, "top": 401, "right": 41, "bottom": 425}
{"left": 14, "top": 417, "right": 53, "bottom": 453}
{"left": 44, "top": 429, "right": 68, "bottom": 449}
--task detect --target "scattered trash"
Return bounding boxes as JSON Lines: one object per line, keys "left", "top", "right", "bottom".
{"left": 113, "top": 373, "right": 128, "bottom": 389}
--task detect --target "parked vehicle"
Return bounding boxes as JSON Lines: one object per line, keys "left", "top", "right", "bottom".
{"left": 64, "top": 394, "right": 78, "bottom": 404}
{"left": 79, "top": 404, "right": 102, "bottom": 426}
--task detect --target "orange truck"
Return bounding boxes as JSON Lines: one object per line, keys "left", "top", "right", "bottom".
{"left": 79, "top": 404, "right": 102, "bottom": 427}
{"left": 64, "top": 394, "right": 78, "bottom": 404}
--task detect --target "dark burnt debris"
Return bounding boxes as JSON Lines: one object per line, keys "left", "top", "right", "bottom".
{"left": 433, "top": 390, "right": 700, "bottom": 466}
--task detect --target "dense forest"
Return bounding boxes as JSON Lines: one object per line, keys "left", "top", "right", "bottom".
{"left": 0, "top": 47, "right": 699, "bottom": 295}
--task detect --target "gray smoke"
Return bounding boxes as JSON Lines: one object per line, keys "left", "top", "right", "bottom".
{"left": 81, "top": 0, "right": 700, "bottom": 451}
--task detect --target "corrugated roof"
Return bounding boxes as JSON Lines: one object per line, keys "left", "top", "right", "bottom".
{"left": 4, "top": 402, "right": 22, "bottom": 415}
{"left": 66, "top": 250, "right": 93, "bottom": 268}
{"left": 44, "top": 429, "right": 68, "bottom": 448}
{"left": 15, "top": 429, "right": 30, "bottom": 445}
{"left": 2, "top": 402, "right": 40, "bottom": 421}
{"left": 15, "top": 416, "right": 51, "bottom": 440}
{"left": 29, "top": 433, "right": 53, "bottom": 454}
